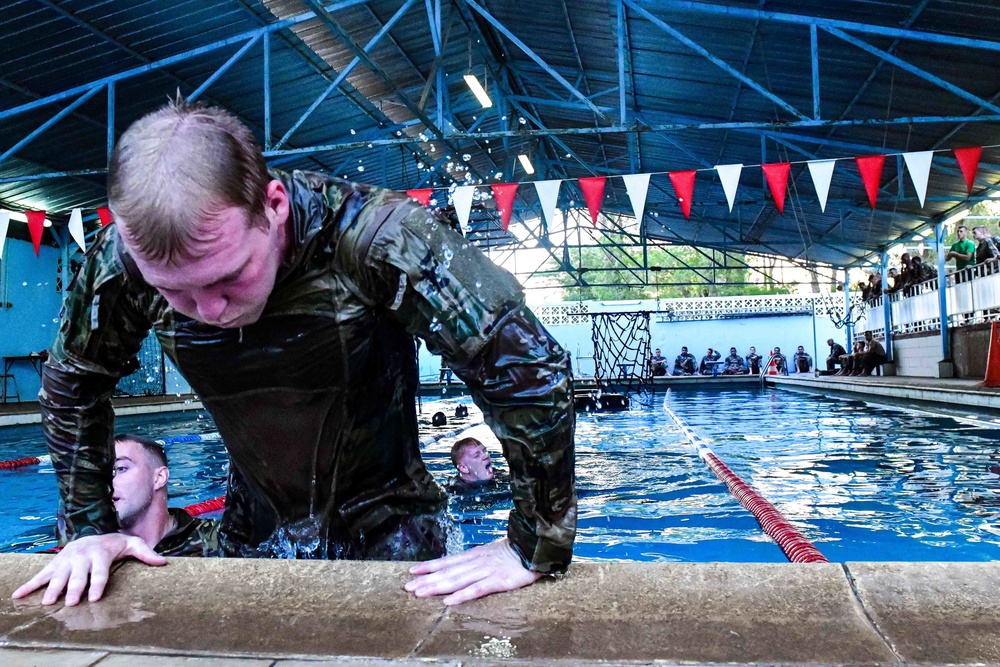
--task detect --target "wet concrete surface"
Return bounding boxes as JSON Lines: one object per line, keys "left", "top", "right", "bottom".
{"left": 3, "top": 555, "right": 999, "bottom": 665}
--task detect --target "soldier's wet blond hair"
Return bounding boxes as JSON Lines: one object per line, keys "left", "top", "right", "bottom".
{"left": 108, "top": 97, "right": 271, "bottom": 262}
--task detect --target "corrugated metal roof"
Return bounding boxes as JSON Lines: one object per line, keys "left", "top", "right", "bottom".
{"left": 2, "top": 0, "right": 999, "bottom": 266}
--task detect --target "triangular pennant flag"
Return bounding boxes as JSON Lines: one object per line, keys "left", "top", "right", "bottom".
{"left": 761, "top": 162, "right": 791, "bottom": 215}
{"left": 578, "top": 177, "right": 606, "bottom": 226}
{"left": 622, "top": 173, "right": 651, "bottom": 224}
{"left": 855, "top": 154, "right": 886, "bottom": 209}
{"left": 668, "top": 170, "right": 697, "bottom": 220}
{"left": 96, "top": 206, "right": 113, "bottom": 227}
{"left": 452, "top": 186, "right": 476, "bottom": 234}
{"left": 902, "top": 151, "right": 933, "bottom": 208}
{"left": 0, "top": 211, "right": 9, "bottom": 258}
{"left": 68, "top": 208, "right": 86, "bottom": 253}
{"left": 714, "top": 164, "right": 743, "bottom": 213}
{"left": 806, "top": 159, "right": 836, "bottom": 213}
{"left": 25, "top": 211, "right": 45, "bottom": 256}
{"left": 490, "top": 183, "right": 518, "bottom": 231}
{"left": 406, "top": 188, "right": 433, "bottom": 206}
{"left": 534, "top": 180, "right": 561, "bottom": 234}
{"left": 954, "top": 146, "right": 982, "bottom": 195}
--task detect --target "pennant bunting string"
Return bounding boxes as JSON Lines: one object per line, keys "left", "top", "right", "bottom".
{"left": 0, "top": 211, "right": 9, "bottom": 259}
{"left": 806, "top": 160, "right": 836, "bottom": 213}
{"left": 954, "top": 146, "right": 982, "bottom": 195}
{"left": 490, "top": 183, "right": 518, "bottom": 231}
{"left": 856, "top": 155, "right": 886, "bottom": 209}
{"left": 761, "top": 163, "right": 791, "bottom": 215}
{"left": 715, "top": 164, "right": 743, "bottom": 213}
{"left": 534, "top": 180, "right": 561, "bottom": 234}
{"left": 902, "top": 151, "right": 933, "bottom": 208}
{"left": 668, "top": 170, "right": 696, "bottom": 220}
{"left": 578, "top": 176, "right": 606, "bottom": 227}
{"left": 68, "top": 208, "right": 86, "bottom": 253}
{"left": 621, "top": 173, "right": 650, "bottom": 225}
{"left": 25, "top": 211, "right": 46, "bottom": 256}
{"left": 96, "top": 207, "right": 113, "bottom": 227}
{"left": 452, "top": 186, "right": 476, "bottom": 234}
{"left": 406, "top": 188, "right": 433, "bottom": 207}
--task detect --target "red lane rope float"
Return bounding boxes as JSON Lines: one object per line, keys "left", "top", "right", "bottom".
{"left": 663, "top": 395, "right": 828, "bottom": 563}
{"left": 701, "top": 452, "right": 828, "bottom": 563}
{"left": 0, "top": 455, "right": 49, "bottom": 470}
{"left": 182, "top": 495, "right": 225, "bottom": 517}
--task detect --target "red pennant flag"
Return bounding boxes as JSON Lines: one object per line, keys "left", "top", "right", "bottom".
{"left": 578, "top": 176, "right": 606, "bottom": 227}
{"left": 954, "top": 146, "right": 982, "bottom": 195}
{"left": 406, "top": 188, "right": 433, "bottom": 206}
{"left": 668, "top": 170, "right": 697, "bottom": 220}
{"left": 25, "top": 211, "right": 45, "bottom": 256}
{"left": 490, "top": 183, "right": 518, "bottom": 231}
{"left": 761, "top": 162, "right": 791, "bottom": 215}
{"left": 855, "top": 155, "right": 886, "bottom": 209}
{"left": 96, "top": 206, "right": 113, "bottom": 227}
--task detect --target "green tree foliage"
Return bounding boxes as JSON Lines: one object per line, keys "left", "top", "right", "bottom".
{"left": 552, "top": 243, "right": 793, "bottom": 300}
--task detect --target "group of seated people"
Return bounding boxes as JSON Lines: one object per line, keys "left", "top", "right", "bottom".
{"left": 649, "top": 345, "right": 815, "bottom": 377}
{"left": 824, "top": 331, "right": 887, "bottom": 376}
{"left": 861, "top": 224, "right": 1000, "bottom": 302}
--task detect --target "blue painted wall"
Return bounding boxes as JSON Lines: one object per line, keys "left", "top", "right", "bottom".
{"left": 0, "top": 238, "right": 64, "bottom": 402}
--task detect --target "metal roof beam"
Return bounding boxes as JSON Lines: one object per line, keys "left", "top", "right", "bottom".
{"left": 461, "top": 0, "right": 615, "bottom": 124}
{"left": 624, "top": 0, "right": 809, "bottom": 120}
{"left": 824, "top": 27, "right": 1000, "bottom": 116}
{"left": 0, "top": 86, "right": 104, "bottom": 168}
{"left": 630, "top": 0, "right": 1000, "bottom": 53}
{"left": 272, "top": 0, "right": 417, "bottom": 150}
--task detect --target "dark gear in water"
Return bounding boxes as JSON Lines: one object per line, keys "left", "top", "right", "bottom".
{"left": 40, "top": 170, "right": 577, "bottom": 574}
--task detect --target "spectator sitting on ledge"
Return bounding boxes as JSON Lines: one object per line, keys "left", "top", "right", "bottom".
{"left": 699, "top": 348, "right": 721, "bottom": 375}
{"left": 673, "top": 346, "right": 697, "bottom": 376}
{"left": 851, "top": 331, "right": 887, "bottom": 377}
{"left": 722, "top": 347, "right": 747, "bottom": 375}
{"left": 791, "top": 346, "right": 813, "bottom": 374}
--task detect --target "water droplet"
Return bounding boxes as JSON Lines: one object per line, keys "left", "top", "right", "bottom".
{"left": 22, "top": 282, "right": 27, "bottom": 286}
{"left": 367, "top": 143, "right": 373, "bottom": 148}
{"left": 443, "top": 247, "right": 454, "bottom": 262}
{"left": 396, "top": 130, "right": 403, "bottom": 136}
{"left": 350, "top": 129, "right": 356, "bottom": 135}
{"left": 357, "top": 165, "right": 365, "bottom": 172}
{"left": 501, "top": 115, "right": 507, "bottom": 121}
{"left": 475, "top": 281, "right": 482, "bottom": 289}
{"left": 462, "top": 153, "right": 472, "bottom": 161}
{"left": 518, "top": 117, "right": 526, "bottom": 125}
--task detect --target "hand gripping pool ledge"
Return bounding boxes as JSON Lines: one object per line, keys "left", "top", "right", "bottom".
{"left": 662, "top": 391, "right": 828, "bottom": 564}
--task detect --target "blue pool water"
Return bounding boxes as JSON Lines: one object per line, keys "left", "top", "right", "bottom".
{"left": 2, "top": 388, "right": 999, "bottom": 561}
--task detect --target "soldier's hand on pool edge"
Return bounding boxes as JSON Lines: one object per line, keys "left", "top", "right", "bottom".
{"left": 404, "top": 538, "right": 542, "bottom": 605}
{"left": 11, "top": 533, "right": 166, "bottom": 606}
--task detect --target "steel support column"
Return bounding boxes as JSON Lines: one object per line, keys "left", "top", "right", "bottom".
{"left": 935, "top": 222, "right": 950, "bottom": 364}
{"left": 881, "top": 251, "right": 893, "bottom": 361}
{"left": 843, "top": 268, "right": 853, "bottom": 349}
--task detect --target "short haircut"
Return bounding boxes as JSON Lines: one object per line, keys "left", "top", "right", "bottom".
{"left": 108, "top": 97, "right": 272, "bottom": 263}
{"left": 973, "top": 225, "right": 988, "bottom": 234}
{"left": 114, "top": 433, "right": 168, "bottom": 468}
{"left": 957, "top": 224, "right": 968, "bottom": 231}
{"left": 450, "top": 437, "right": 482, "bottom": 468}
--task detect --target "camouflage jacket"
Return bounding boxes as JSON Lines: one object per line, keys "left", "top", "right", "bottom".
{"left": 157, "top": 508, "right": 222, "bottom": 557}
{"left": 673, "top": 353, "right": 696, "bottom": 374}
{"left": 40, "top": 170, "right": 576, "bottom": 574}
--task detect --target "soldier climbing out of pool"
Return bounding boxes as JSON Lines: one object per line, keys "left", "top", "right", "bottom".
{"left": 13, "top": 99, "right": 576, "bottom": 607}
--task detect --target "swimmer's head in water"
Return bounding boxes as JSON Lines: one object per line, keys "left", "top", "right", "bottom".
{"left": 112, "top": 434, "right": 169, "bottom": 530}
{"left": 109, "top": 99, "right": 291, "bottom": 328}
{"left": 451, "top": 437, "right": 494, "bottom": 483}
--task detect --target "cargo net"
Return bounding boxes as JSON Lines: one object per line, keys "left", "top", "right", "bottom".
{"left": 591, "top": 312, "right": 653, "bottom": 406}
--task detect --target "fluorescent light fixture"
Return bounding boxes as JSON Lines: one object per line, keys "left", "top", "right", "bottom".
{"left": 942, "top": 209, "right": 970, "bottom": 226}
{"left": 463, "top": 73, "right": 493, "bottom": 108}
{"left": 517, "top": 154, "right": 535, "bottom": 175}
{"left": 7, "top": 211, "right": 27, "bottom": 223}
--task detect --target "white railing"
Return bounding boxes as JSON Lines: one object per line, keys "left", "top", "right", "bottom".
{"left": 533, "top": 293, "right": 859, "bottom": 326}
{"left": 854, "top": 262, "right": 1000, "bottom": 340}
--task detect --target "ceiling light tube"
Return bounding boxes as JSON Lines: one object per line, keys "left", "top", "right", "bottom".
{"left": 517, "top": 154, "right": 535, "bottom": 175}
{"left": 464, "top": 73, "right": 493, "bottom": 108}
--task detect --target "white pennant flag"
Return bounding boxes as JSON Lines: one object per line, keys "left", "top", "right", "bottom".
{"left": 0, "top": 211, "right": 9, "bottom": 258}
{"left": 533, "top": 180, "right": 561, "bottom": 234}
{"left": 68, "top": 208, "right": 86, "bottom": 253}
{"left": 622, "top": 173, "right": 651, "bottom": 224}
{"left": 452, "top": 186, "right": 476, "bottom": 234}
{"left": 902, "top": 151, "right": 934, "bottom": 208}
{"left": 807, "top": 159, "right": 837, "bottom": 213}
{"left": 714, "top": 164, "right": 743, "bottom": 212}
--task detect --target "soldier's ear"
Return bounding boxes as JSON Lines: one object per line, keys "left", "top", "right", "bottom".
{"left": 153, "top": 466, "right": 170, "bottom": 493}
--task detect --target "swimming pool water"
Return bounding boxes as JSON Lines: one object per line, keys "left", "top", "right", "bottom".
{"left": 2, "top": 388, "right": 999, "bottom": 561}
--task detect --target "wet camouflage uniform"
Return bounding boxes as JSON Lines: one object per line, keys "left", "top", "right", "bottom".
{"left": 722, "top": 353, "right": 745, "bottom": 375}
{"left": 157, "top": 508, "right": 221, "bottom": 557}
{"left": 673, "top": 353, "right": 696, "bottom": 375}
{"left": 40, "top": 170, "right": 576, "bottom": 574}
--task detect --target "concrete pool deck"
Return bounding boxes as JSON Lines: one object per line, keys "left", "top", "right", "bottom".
{"left": 2, "top": 555, "right": 999, "bottom": 666}
{"left": 770, "top": 374, "right": 1000, "bottom": 416}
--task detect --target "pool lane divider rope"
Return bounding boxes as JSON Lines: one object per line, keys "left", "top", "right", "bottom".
{"left": 662, "top": 397, "right": 828, "bottom": 564}
{"left": 0, "top": 454, "right": 50, "bottom": 470}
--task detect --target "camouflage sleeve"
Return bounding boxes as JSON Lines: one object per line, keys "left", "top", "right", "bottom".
{"left": 41, "top": 226, "right": 158, "bottom": 542}
{"left": 339, "top": 195, "right": 576, "bottom": 574}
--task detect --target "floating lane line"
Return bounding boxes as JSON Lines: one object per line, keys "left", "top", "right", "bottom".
{"left": 663, "top": 394, "right": 828, "bottom": 564}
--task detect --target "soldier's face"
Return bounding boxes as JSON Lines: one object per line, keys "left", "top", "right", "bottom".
{"left": 112, "top": 440, "right": 166, "bottom": 530}
{"left": 458, "top": 443, "right": 494, "bottom": 482}
{"left": 122, "top": 181, "right": 290, "bottom": 328}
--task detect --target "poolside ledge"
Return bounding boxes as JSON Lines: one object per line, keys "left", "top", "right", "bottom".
{"left": 2, "top": 555, "right": 999, "bottom": 666}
